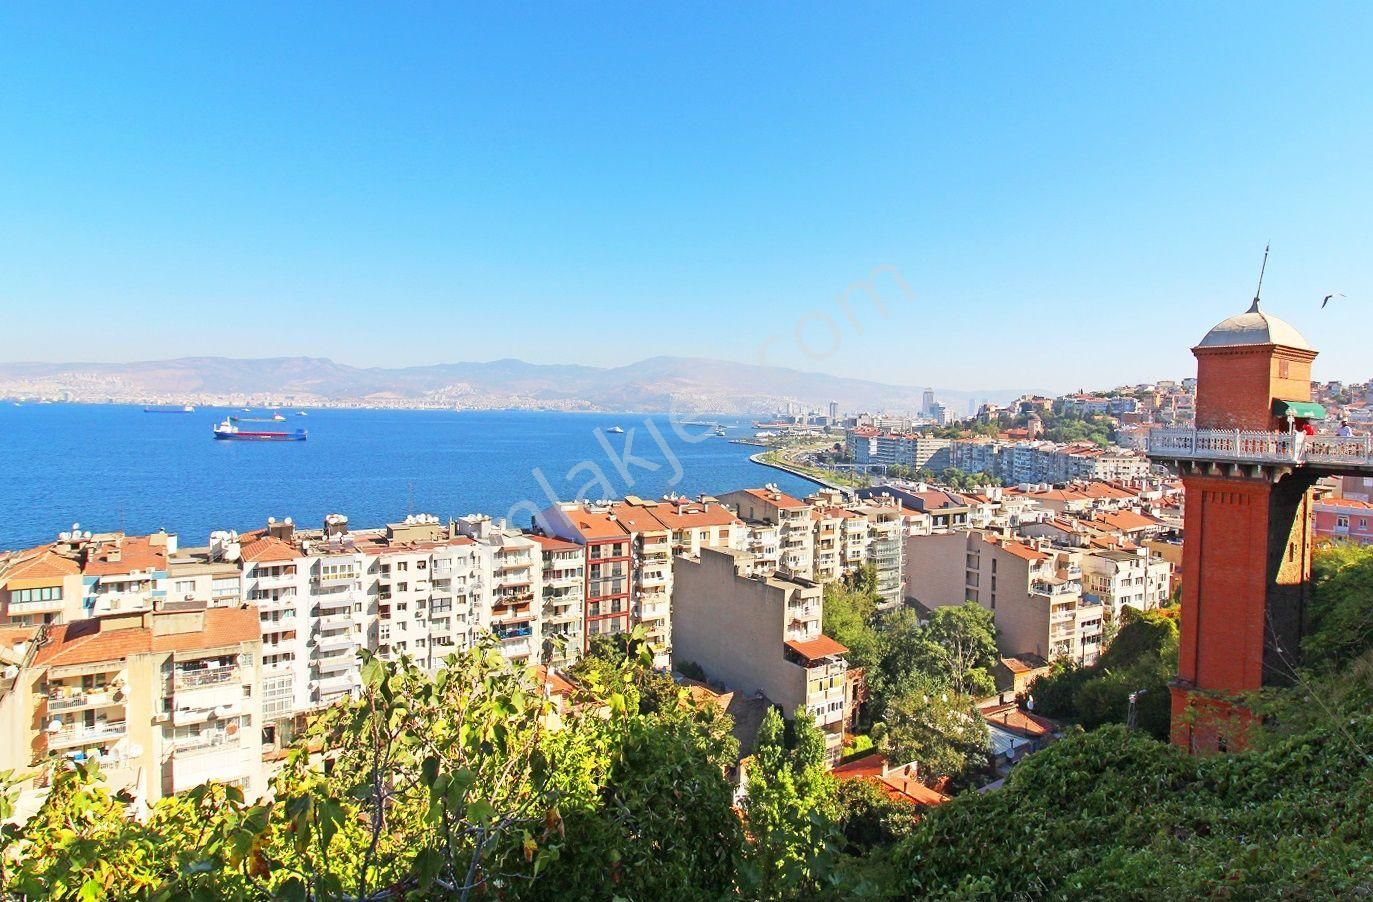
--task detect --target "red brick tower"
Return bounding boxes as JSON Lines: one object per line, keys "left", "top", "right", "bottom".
{"left": 1153, "top": 298, "right": 1320, "bottom": 753}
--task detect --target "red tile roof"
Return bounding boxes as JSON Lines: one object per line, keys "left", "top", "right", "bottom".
{"left": 528, "top": 534, "right": 583, "bottom": 552}
{"left": 34, "top": 606, "right": 260, "bottom": 667}
{"left": 239, "top": 536, "right": 300, "bottom": 563}
{"left": 831, "top": 753, "right": 951, "bottom": 806}
{"left": 785, "top": 634, "right": 848, "bottom": 660}
{"left": 736, "top": 488, "right": 808, "bottom": 509}
{"left": 82, "top": 535, "right": 169, "bottom": 576}
{"left": 0, "top": 546, "right": 80, "bottom": 583}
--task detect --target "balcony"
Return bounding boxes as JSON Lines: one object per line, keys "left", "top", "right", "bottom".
{"left": 47, "top": 722, "right": 127, "bottom": 750}
{"left": 47, "top": 689, "right": 119, "bottom": 713}
{"left": 316, "top": 655, "right": 354, "bottom": 675}
{"left": 172, "top": 701, "right": 241, "bottom": 726}
{"left": 254, "top": 573, "right": 298, "bottom": 590}
{"left": 315, "top": 674, "right": 357, "bottom": 696}
{"left": 315, "top": 592, "right": 354, "bottom": 612}
{"left": 318, "top": 613, "right": 353, "bottom": 632}
{"left": 175, "top": 667, "right": 238, "bottom": 690}
{"left": 173, "top": 732, "right": 240, "bottom": 755}
{"left": 261, "top": 616, "right": 298, "bottom": 634}
{"left": 6, "top": 595, "right": 65, "bottom": 615}
{"left": 1149, "top": 428, "right": 1373, "bottom": 471}
{"left": 316, "top": 634, "right": 356, "bottom": 654}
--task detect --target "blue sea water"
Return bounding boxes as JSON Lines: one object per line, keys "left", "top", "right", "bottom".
{"left": 0, "top": 405, "right": 819, "bottom": 550}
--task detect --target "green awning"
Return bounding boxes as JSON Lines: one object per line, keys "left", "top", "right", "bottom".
{"left": 1273, "top": 400, "right": 1327, "bottom": 419}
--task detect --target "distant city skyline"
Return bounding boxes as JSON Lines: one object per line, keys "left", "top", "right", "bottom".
{"left": 1, "top": 4, "right": 1370, "bottom": 390}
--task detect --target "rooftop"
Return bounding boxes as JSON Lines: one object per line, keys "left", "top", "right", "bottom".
{"left": 1195, "top": 298, "right": 1312, "bottom": 351}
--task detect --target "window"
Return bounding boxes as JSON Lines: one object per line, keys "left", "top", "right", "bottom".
{"left": 11, "top": 586, "right": 62, "bottom": 604}
{"left": 1337, "top": 516, "right": 1350, "bottom": 528}
{"left": 174, "top": 580, "right": 196, "bottom": 595}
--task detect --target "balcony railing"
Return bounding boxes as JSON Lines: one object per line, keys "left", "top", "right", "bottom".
{"left": 47, "top": 690, "right": 118, "bottom": 712}
{"left": 1149, "top": 428, "right": 1373, "bottom": 468}
{"left": 175, "top": 667, "right": 237, "bottom": 690}
{"left": 47, "top": 722, "right": 127, "bottom": 749}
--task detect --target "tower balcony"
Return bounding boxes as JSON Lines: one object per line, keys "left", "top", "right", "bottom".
{"left": 1148, "top": 428, "right": 1373, "bottom": 476}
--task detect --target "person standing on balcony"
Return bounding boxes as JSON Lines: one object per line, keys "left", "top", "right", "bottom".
{"left": 1338, "top": 421, "right": 1355, "bottom": 437}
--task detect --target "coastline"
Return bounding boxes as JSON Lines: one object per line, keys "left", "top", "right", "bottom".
{"left": 748, "top": 450, "right": 850, "bottom": 494}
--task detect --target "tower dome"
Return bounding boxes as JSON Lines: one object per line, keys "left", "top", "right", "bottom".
{"left": 1196, "top": 298, "right": 1311, "bottom": 350}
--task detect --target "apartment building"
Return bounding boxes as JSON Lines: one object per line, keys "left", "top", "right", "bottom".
{"left": 906, "top": 531, "right": 1104, "bottom": 666}
{"left": 0, "top": 604, "right": 265, "bottom": 807}
{"left": 610, "top": 500, "right": 673, "bottom": 668}
{"left": 1314, "top": 498, "right": 1373, "bottom": 546}
{"left": 810, "top": 506, "right": 844, "bottom": 583}
{"left": 645, "top": 496, "right": 741, "bottom": 557}
{"left": 538, "top": 502, "right": 635, "bottom": 648}
{"left": 450, "top": 515, "right": 540, "bottom": 667}
{"left": 673, "top": 547, "right": 848, "bottom": 759}
{"left": 529, "top": 535, "right": 585, "bottom": 667}
{"left": 0, "top": 545, "right": 84, "bottom": 627}
{"left": 1079, "top": 548, "right": 1172, "bottom": 618}
{"left": 719, "top": 487, "right": 815, "bottom": 580}
{"left": 847, "top": 500, "right": 905, "bottom": 608}
{"left": 845, "top": 429, "right": 952, "bottom": 470}
{"left": 1340, "top": 475, "right": 1373, "bottom": 503}
{"left": 947, "top": 439, "right": 1151, "bottom": 486}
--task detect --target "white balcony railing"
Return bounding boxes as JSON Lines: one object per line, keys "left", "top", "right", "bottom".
{"left": 1149, "top": 428, "right": 1373, "bottom": 468}
{"left": 47, "top": 722, "right": 127, "bottom": 750}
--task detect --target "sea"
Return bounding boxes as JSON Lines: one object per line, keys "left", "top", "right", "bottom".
{"left": 0, "top": 404, "right": 819, "bottom": 550}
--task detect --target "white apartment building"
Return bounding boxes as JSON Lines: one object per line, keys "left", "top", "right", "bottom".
{"left": 1079, "top": 548, "right": 1171, "bottom": 621}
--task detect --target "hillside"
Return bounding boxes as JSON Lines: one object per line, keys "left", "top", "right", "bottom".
{"left": 0, "top": 355, "right": 1029, "bottom": 414}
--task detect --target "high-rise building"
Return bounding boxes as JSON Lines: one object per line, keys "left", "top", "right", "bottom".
{"left": 922, "top": 388, "right": 936, "bottom": 416}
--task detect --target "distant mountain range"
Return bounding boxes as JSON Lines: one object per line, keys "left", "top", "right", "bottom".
{"left": 0, "top": 356, "right": 1031, "bottom": 414}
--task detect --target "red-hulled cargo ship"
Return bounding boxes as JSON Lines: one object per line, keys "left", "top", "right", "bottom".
{"left": 213, "top": 418, "right": 307, "bottom": 441}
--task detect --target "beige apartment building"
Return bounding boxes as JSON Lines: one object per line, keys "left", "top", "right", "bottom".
{"left": 672, "top": 547, "right": 848, "bottom": 759}
{"left": 906, "top": 531, "right": 1104, "bottom": 666}
{"left": 0, "top": 604, "right": 265, "bottom": 810}
{"left": 719, "top": 487, "right": 816, "bottom": 580}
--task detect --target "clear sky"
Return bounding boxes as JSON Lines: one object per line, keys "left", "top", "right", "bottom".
{"left": 1, "top": 4, "right": 1369, "bottom": 392}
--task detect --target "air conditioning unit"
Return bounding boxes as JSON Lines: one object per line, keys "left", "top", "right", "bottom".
{"left": 152, "top": 712, "right": 170, "bottom": 724}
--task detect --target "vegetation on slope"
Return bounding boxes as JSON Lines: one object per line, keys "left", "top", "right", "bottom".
{"left": 4, "top": 547, "right": 1371, "bottom": 900}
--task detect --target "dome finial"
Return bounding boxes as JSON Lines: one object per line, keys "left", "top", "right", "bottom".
{"left": 1250, "top": 243, "right": 1270, "bottom": 313}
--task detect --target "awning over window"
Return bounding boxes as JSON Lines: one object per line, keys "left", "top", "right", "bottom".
{"left": 1273, "top": 400, "right": 1327, "bottom": 420}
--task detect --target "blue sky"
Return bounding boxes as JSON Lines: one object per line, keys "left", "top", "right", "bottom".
{"left": 1, "top": 4, "right": 1369, "bottom": 392}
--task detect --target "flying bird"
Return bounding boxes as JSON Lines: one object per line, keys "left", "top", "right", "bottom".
{"left": 1321, "top": 292, "right": 1345, "bottom": 309}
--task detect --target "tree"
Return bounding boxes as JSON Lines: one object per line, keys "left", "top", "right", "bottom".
{"left": 741, "top": 709, "right": 840, "bottom": 899}
{"left": 1026, "top": 608, "right": 1178, "bottom": 740}
{"left": 878, "top": 681, "right": 990, "bottom": 784}
{"left": 1303, "top": 542, "right": 1373, "bottom": 671}
{"left": 923, "top": 603, "right": 999, "bottom": 697}
{"left": 823, "top": 582, "right": 881, "bottom": 673}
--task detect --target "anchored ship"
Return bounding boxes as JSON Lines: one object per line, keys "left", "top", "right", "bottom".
{"left": 213, "top": 418, "right": 307, "bottom": 442}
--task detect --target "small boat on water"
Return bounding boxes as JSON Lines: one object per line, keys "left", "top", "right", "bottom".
{"left": 213, "top": 418, "right": 307, "bottom": 442}
{"left": 712, "top": 424, "right": 727, "bottom": 437}
{"left": 144, "top": 404, "right": 195, "bottom": 413}
{"left": 606, "top": 426, "right": 625, "bottom": 434}
{"left": 296, "top": 411, "right": 308, "bottom": 417}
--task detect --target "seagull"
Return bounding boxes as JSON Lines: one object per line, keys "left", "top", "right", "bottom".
{"left": 1321, "top": 292, "right": 1345, "bottom": 309}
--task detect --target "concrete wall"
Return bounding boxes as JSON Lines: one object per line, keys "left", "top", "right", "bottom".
{"left": 672, "top": 549, "right": 807, "bottom": 715}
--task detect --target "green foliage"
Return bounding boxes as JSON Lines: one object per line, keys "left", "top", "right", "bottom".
{"left": 1303, "top": 541, "right": 1373, "bottom": 671}
{"left": 823, "top": 580, "right": 881, "bottom": 674}
{"left": 1028, "top": 608, "right": 1178, "bottom": 740}
{"left": 740, "top": 709, "right": 841, "bottom": 899}
{"left": 2, "top": 637, "right": 743, "bottom": 900}
{"left": 891, "top": 710, "right": 1373, "bottom": 899}
{"left": 878, "top": 681, "right": 990, "bottom": 784}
